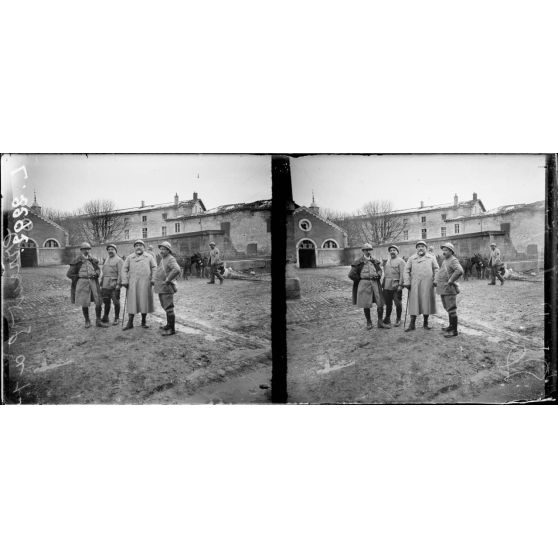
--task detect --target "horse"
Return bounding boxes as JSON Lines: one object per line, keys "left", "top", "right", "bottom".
{"left": 458, "top": 257, "right": 473, "bottom": 280}
{"left": 191, "top": 252, "right": 204, "bottom": 278}
{"left": 470, "top": 253, "right": 489, "bottom": 279}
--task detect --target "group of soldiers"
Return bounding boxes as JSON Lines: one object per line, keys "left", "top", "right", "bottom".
{"left": 67, "top": 239, "right": 224, "bottom": 335}
{"left": 350, "top": 240, "right": 504, "bottom": 338}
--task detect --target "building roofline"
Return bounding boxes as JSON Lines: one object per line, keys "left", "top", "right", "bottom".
{"left": 28, "top": 208, "right": 69, "bottom": 235}
{"left": 444, "top": 199, "right": 544, "bottom": 221}
{"left": 294, "top": 206, "right": 348, "bottom": 235}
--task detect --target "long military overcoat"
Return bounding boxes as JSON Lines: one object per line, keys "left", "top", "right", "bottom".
{"left": 403, "top": 253, "right": 439, "bottom": 315}
{"left": 121, "top": 252, "right": 156, "bottom": 314}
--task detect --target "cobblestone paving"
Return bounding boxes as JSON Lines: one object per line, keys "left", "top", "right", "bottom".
{"left": 3, "top": 266, "right": 271, "bottom": 404}
{"left": 287, "top": 267, "right": 546, "bottom": 403}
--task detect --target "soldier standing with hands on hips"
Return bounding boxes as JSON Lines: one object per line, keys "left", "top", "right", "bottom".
{"left": 154, "top": 241, "right": 181, "bottom": 336}
{"left": 435, "top": 242, "right": 463, "bottom": 338}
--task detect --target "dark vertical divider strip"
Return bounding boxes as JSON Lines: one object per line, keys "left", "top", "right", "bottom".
{"left": 271, "top": 156, "right": 289, "bottom": 403}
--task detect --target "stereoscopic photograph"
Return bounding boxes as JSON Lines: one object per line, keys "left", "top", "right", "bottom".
{"left": 284, "top": 154, "right": 552, "bottom": 403}
{"left": 2, "top": 154, "right": 272, "bottom": 404}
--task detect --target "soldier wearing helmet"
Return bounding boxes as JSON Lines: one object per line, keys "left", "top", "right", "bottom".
{"left": 207, "top": 241, "right": 224, "bottom": 285}
{"left": 350, "top": 243, "right": 387, "bottom": 331}
{"left": 154, "top": 241, "right": 181, "bottom": 336}
{"left": 66, "top": 242, "right": 108, "bottom": 328}
{"left": 435, "top": 242, "right": 464, "bottom": 338}
{"left": 99, "top": 243, "right": 124, "bottom": 325}
{"left": 121, "top": 239, "right": 157, "bottom": 330}
{"left": 402, "top": 240, "right": 439, "bottom": 332}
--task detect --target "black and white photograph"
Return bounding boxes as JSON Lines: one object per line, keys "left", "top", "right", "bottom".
{"left": 284, "top": 154, "right": 552, "bottom": 403}
{"left": 2, "top": 154, "right": 273, "bottom": 404}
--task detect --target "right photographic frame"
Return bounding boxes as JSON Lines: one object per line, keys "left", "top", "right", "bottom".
{"left": 282, "top": 154, "right": 556, "bottom": 404}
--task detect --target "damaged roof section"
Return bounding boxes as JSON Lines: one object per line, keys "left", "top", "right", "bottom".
{"left": 445, "top": 200, "right": 545, "bottom": 221}
{"left": 203, "top": 199, "right": 272, "bottom": 215}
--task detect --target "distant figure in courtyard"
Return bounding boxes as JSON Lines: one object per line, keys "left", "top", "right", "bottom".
{"left": 403, "top": 240, "right": 439, "bottom": 332}
{"left": 435, "top": 242, "right": 463, "bottom": 338}
{"left": 382, "top": 244, "right": 406, "bottom": 327}
{"left": 100, "top": 243, "right": 123, "bottom": 325}
{"left": 350, "top": 243, "right": 387, "bottom": 330}
{"left": 207, "top": 241, "right": 224, "bottom": 285}
{"left": 488, "top": 242, "right": 505, "bottom": 286}
{"left": 66, "top": 242, "right": 108, "bottom": 329}
{"left": 121, "top": 239, "right": 157, "bottom": 330}
{"left": 154, "top": 241, "right": 181, "bottom": 336}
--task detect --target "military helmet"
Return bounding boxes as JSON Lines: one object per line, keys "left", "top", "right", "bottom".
{"left": 158, "top": 241, "right": 173, "bottom": 254}
{"left": 80, "top": 242, "right": 92, "bottom": 250}
{"left": 134, "top": 239, "right": 145, "bottom": 247}
{"left": 361, "top": 243, "right": 373, "bottom": 250}
{"left": 441, "top": 242, "right": 456, "bottom": 254}
{"left": 415, "top": 241, "right": 427, "bottom": 249}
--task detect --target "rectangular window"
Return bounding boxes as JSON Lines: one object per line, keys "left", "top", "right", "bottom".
{"left": 441, "top": 213, "right": 447, "bottom": 220}
{"left": 403, "top": 230, "right": 408, "bottom": 241}
{"left": 142, "top": 228, "right": 148, "bottom": 238}
{"left": 454, "top": 224, "right": 460, "bottom": 234}
{"left": 162, "top": 226, "right": 167, "bottom": 236}
{"left": 175, "top": 223, "right": 180, "bottom": 233}
{"left": 142, "top": 215, "right": 147, "bottom": 222}
{"left": 441, "top": 227, "right": 447, "bottom": 237}
{"left": 162, "top": 213, "right": 167, "bottom": 220}
{"left": 421, "top": 229, "right": 427, "bottom": 239}
{"left": 266, "top": 218, "right": 271, "bottom": 233}
{"left": 421, "top": 216, "right": 426, "bottom": 223}
{"left": 124, "top": 230, "right": 129, "bottom": 240}
{"left": 221, "top": 222, "right": 231, "bottom": 236}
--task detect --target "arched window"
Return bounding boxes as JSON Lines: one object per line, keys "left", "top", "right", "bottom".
{"left": 298, "top": 219, "right": 312, "bottom": 232}
{"left": 299, "top": 239, "right": 316, "bottom": 249}
{"left": 43, "top": 238, "right": 60, "bottom": 248}
{"left": 322, "top": 239, "right": 339, "bottom": 249}
{"left": 20, "top": 239, "right": 37, "bottom": 248}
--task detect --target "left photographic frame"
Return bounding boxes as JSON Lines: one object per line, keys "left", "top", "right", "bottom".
{"left": 1, "top": 154, "right": 273, "bottom": 404}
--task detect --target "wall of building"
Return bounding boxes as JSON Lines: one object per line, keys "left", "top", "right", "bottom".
{"left": 344, "top": 231, "right": 514, "bottom": 263}
{"left": 316, "top": 248, "right": 345, "bottom": 267}
{"left": 294, "top": 208, "right": 346, "bottom": 251}
{"left": 38, "top": 248, "right": 66, "bottom": 266}
{"left": 177, "top": 209, "right": 271, "bottom": 257}
{"left": 117, "top": 199, "right": 205, "bottom": 241}
{"left": 19, "top": 212, "right": 67, "bottom": 248}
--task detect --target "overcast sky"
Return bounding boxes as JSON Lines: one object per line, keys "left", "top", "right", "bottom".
{"left": 1, "top": 154, "right": 272, "bottom": 212}
{"left": 290, "top": 155, "right": 546, "bottom": 213}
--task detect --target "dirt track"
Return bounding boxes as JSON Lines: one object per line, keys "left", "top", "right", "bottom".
{"left": 286, "top": 267, "right": 546, "bottom": 403}
{"left": 4, "top": 266, "right": 271, "bottom": 404}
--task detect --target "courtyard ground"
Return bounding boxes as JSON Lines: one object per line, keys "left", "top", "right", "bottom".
{"left": 3, "top": 266, "right": 271, "bottom": 404}
{"left": 287, "top": 267, "right": 546, "bottom": 403}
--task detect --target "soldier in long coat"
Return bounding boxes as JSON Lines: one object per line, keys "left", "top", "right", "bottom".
{"left": 350, "top": 243, "right": 388, "bottom": 330}
{"left": 382, "top": 244, "right": 406, "bottom": 327}
{"left": 100, "top": 243, "right": 123, "bottom": 325}
{"left": 403, "top": 240, "right": 439, "bottom": 331}
{"left": 66, "top": 242, "right": 108, "bottom": 328}
{"left": 435, "top": 242, "right": 463, "bottom": 338}
{"left": 121, "top": 239, "right": 156, "bottom": 330}
{"left": 487, "top": 242, "right": 505, "bottom": 286}
{"left": 154, "top": 241, "right": 181, "bottom": 336}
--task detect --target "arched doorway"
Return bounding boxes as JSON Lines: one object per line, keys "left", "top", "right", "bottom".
{"left": 20, "top": 239, "right": 38, "bottom": 267}
{"left": 298, "top": 239, "right": 316, "bottom": 268}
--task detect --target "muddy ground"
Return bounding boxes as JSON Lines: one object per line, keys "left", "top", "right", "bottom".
{"left": 3, "top": 266, "right": 271, "bottom": 404}
{"left": 287, "top": 267, "right": 546, "bottom": 403}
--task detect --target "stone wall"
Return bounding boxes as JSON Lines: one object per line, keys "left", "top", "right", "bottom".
{"left": 316, "top": 248, "right": 345, "bottom": 267}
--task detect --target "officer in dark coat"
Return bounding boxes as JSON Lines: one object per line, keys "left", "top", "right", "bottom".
{"left": 350, "top": 243, "right": 387, "bottom": 330}
{"left": 66, "top": 242, "right": 108, "bottom": 328}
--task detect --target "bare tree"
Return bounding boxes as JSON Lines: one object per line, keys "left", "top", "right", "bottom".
{"left": 77, "top": 199, "right": 128, "bottom": 244}
{"left": 325, "top": 200, "right": 406, "bottom": 247}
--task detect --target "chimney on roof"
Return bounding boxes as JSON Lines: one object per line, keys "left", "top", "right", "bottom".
{"left": 454, "top": 194, "right": 458, "bottom": 207}
{"left": 174, "top": 193, "right": 179, "bottom": 206}
{"left": 420, "top": 200, "right": 424, "bottom": 208}
{"left": 473, "top": 192, "right": 477, "bottom": 201}
{"left": 193, "top": 192, "right": 198, "bottom": 201}
{"left": 141, "top": 200, "right": 145, "bottom": 208}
